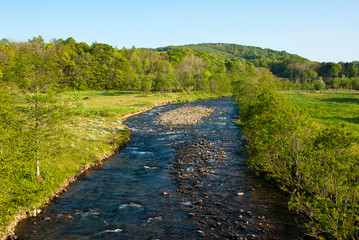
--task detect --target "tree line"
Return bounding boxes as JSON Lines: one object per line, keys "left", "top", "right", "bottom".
{"left": 0, "top": 37, "right": 250, "bottom": 235}
{"left": 2, "top": 38, "right": 359, "bottom": 94}
{"left": 157, "top": 43, "right": 359, "bottom": 91}
{"left": 1, "top": 37, "right": 359, "bottom": 239}
{"left": 0, "top": 37, "right": 239, "bottom": 94}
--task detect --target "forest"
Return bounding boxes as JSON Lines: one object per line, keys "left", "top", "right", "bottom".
{"left": 1, "top": 36, "right": 359, "bottom": 239}
{"left": 154, "top": 43, "right": 359, "bottom": 90}
{"left": 1, "top": 37, "right": 359, "bottom": 93}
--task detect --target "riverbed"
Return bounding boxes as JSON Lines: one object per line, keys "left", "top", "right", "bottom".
{"left": 15, "top": 98, "right": 302, "bottom": 239}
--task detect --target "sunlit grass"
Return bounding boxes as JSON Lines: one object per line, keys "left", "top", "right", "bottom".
{"left": 63, "top": 90, "right": 226, "bottom": 115}
{"left": 1, "top": 90, "right": 228, "bottom": 237}
{"left": 284, "top": 90, "right": 359, "bottom": 131}
{"left": 61, "top": 90, "right": 226, "bottom": 171}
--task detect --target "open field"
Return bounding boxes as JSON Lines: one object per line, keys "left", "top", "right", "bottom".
{"left": 284, "top": 91, "right": 359, "bottom": 131}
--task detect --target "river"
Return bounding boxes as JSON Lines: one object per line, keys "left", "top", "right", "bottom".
{"left": 15, "top": 98, "right": 302, "bottom": 239}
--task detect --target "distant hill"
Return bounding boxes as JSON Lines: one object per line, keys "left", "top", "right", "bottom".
{"left": 154, "top": 43, "right": 308, "bottom": 62}
{"left": 145, "top": 43, "right": 358, "bottom": 82}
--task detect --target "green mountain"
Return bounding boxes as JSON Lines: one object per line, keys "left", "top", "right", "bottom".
{"left": 154, "top": 43, "right": 307, "bottom": 62}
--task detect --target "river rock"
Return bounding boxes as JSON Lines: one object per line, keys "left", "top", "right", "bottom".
{"left": 198, "top": 230, "right": 205, "bottom": 236}
{"left": 156, "top": 105, "right": 215, "bottom": 126}
{"left": 7, "top": 235, "right": 19, "bottom": 240}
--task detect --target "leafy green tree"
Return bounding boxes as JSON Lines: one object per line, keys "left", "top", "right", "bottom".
{"left": 140, "top": 74, "right": 155, "bottom": 93}
{"left": 348, "top": 64, "right": 359, "bottom": 77}
{"left": 11, "top": 41, "right": 65, "bottom": 178}
{"left": 153, "top": 59, "right": 175, "bottom": 92}
{"left": 312, "top": 77, "right": 326, "bottom": 90}
{"left": 319, "top": 63, "right": 343, "bottom": 79}
{"left": 167, "top": 48, "right": 188, "bottom": 64}
{"left": 0, "top": 83, "right": 36, "bottom": 225}
{"left": 234, "top": 71, "right": 359, "bottom": 239}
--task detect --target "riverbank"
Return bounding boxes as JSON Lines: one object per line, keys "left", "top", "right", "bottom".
{"left": 2, "top": 91, "right": 229, "bottom": 240}
{"left": 235, "top": 78, "right": 359, "bottom": 238}
{"left": 14, "top": 97, "right": 302, "bottom": 240}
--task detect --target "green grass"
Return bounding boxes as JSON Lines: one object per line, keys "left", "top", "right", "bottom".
{"left": 1, "top": 90, "right": 228, "bottom": 238}
{"left": 63, "top": 90, "right": 227, "bottom": 113}
{"left": 284, "top": 90, "right": 359, "bottom": 131}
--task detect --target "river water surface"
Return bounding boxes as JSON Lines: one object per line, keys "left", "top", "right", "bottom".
{"left": 15, "top": 98, "right": 302, "bottom": 239}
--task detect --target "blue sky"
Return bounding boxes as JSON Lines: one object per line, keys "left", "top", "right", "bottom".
{"left": 1, "top": 0, "right": 358, "bottom": 62}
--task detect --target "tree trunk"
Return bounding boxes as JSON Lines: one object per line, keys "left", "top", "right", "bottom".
{"left": 35, "top": 84, "right": 41, "bottom": 178}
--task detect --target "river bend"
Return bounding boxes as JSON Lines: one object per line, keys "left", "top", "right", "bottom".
{"left": 15, "top": 98, "right": 301, "bottom": 239}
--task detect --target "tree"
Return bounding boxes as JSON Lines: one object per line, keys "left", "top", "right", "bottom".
{"left": 319, "top": 63, "right": 342, "bottom": 79}
{"left": 12, "top": 41, "right": 65, "bottom": 178}
{"left": 177, "top": 55, "right": 204, "bottom": 92}
{"left": 348, "top": 64, "right": 359, "bottom": 78}
{"left": 312, "top": 77, "right": 326, "bottom": 90}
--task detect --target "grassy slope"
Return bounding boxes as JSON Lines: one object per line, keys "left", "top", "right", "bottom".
{"left": 1, "top": 90, "right": 227, "bottom": 239}
{"left": 284, "top": 91, "right": 359, "bottom": 131}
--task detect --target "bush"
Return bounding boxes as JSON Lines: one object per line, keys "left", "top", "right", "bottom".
{"left": 235, "top": 74, "right": 359, "bottom": 239}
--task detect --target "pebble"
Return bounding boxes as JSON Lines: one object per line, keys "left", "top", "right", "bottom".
{"left": 157, "top": 106, "right": 215, "bottom": 126}
{"left": 198, "top": 230, "right": 205, "bottom": 236}
{"left": 164, "top": 102, "right": 288, "bottom": 239}
{"left": 8, "top": 235, "right": 19, "bottom": 240}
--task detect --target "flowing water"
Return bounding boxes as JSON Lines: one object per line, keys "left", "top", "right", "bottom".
{"left": 15, "top": 98, "right": 302, "bottom": 239}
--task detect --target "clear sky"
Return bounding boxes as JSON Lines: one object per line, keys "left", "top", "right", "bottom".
{"left": 1, "top": 0, "right": 358, "bottom": 62}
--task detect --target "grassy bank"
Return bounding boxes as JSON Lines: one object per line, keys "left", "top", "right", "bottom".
{"left": 284, "top": 91, "right": 359, "bottom": 131}
{"left": 1, "top": 90, "right": 227, "bottom": 239}
{"left": 234, "top": 75, "right": 359, "bottom": 239}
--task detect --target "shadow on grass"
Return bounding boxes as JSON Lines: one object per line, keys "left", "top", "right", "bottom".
{"left": 321, "top": 97, "right": 359, "bottom": 104}
{"left": 96, "top": 91, "right": 140, "bottom": 96}
{"left": 320, "top": 116, "right": 359, "bottom": 125}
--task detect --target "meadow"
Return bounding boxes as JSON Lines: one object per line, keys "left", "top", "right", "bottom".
{"left": 284, "top": 91, "right": 359, "bottom": 131}
{"left": 0, "top": 90, "right": 227, "bottom": 239}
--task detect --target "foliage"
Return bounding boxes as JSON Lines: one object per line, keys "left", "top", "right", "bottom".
{"left": 1, "top": 39, "right": 358, "bottom": 96}
{"left": 235, "top": 75, "right": 359, "bottom": 239}
{"left": 0, "top": 85, "right": 227, "bottom": 238}
{"left": 0, "top": 38, "right": 248, "bottom": 94}
{"left": 1, "top": 36, "right": 359, "bottom": 239}
{"left": 155, "top": 43, "right": 359, "bottom": 90}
